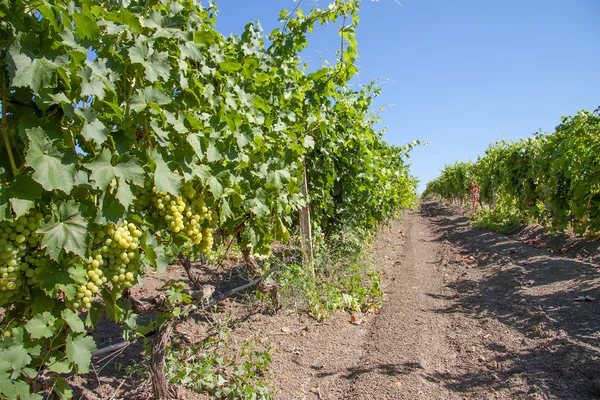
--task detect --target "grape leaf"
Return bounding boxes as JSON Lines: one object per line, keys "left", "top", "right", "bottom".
{"left": 81, "top": 119, "right": 108, "bottom": 144}
{"left": 244, "top": 198, "right": 269, "bottom": 217}
{"left": 130, "top": 87, "right": 171, "bottom": 112}
{"left": 77, "top": 67, "right": 106, "bottom": 100}
{"left": 53, "top": 377, "right": 73, "bottom": 400}
{"left": 149, "top": 149, "right": 181, "bottom": 195}
{"left": 206, "top": 176, "right": 223, "bottom": 199}
{"left": 7, "top": 175, "right": 42, "bottom": 218}
{"left": 84, "top": 149, "right": 144, "bottom": 208}
{"left": 24, "top": 312, "right": 57, "bottom": 339}
{"left": 25, "top": 127, "right": 76, "bottom": 194}
{"left": 145, "top": 50, "right": 171, "bottom": 82}
{"left": 220, "top": 198, "right": 233, "bottom": 224}
{"left": 266, "top": 169, "right": 291, "bottom": 190}
{"left": 141, "top": 233, "right": 171, "bottom": 274}
{"left": 66, "top": 334, "right": 96, "bottom": 373}
{"left": 6, "top": 44, "right": 59, "bottom": 95}
{"left": 96, "top": 191, "right": 126, "bottom": 223}
{"left": 85, "top": 150, "right": 145, "bottom": 188}
{"left": 38, "top": 202, "right": 89, "bottom": 261}
{"left": 73, "top": 14, "right": 100, "bottom": 40}
{"left": 186, "top": 133, "right": 205, "bottom": 159}
{"left": 47, "top": 356, "right": 72, "bottom": 374}
{"left": 61, "top": 309, "right": 85, "bottom": 333}
{"left": 0, "top": 344, "right": 31, "bottom": 375}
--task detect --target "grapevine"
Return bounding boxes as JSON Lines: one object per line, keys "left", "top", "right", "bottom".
{"left": 0, "top": 0, "right": 417, "bottom": 397}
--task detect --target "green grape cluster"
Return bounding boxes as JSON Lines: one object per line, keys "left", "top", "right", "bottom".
{"left": 153, "top": 183, "right": 215, "bottom": 253}
{"left": 0, "top": 212, "right": 43, "bottom": 305}
{"left": 133, "top": 180, "right": 154, "bottom": 211}
{"left": 72, "top": 222, "right": 142, "bottom": 311}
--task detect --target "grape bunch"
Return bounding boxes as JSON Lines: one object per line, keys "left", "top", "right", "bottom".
{"left": 153, "top": 182, "right": 215, "bottom": 253}
{"left": 0, "top": 212, "right": 43, "bottom": 305}
{"left": 72, "top": 222, "right": 143, "bottom": 311}
{"left": 133, "top": 180, "right": 154, "bottom": 211}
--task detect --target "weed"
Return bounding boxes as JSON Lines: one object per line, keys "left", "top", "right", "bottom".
{"left": 472, "top": 203, "right": 525, "bottom": 233}
{"left": 165, "top": 330, "right": 273, "bottom": 399}
{"left": 267, "top": 231, "right": 383, "bottom": 321}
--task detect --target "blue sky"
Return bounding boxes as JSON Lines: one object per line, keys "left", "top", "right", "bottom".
{"left": 214, "top": 0, "right": 600, "bottom": 193}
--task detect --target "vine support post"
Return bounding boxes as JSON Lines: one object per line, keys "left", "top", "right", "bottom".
{"left": 299, "top": 162, "right": 314, "bottom": 277}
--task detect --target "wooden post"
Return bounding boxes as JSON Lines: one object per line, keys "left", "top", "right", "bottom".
{"left": 299, "top": 163, "right": 314, "bottom": 276}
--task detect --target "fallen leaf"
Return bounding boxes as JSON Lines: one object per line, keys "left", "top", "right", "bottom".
{"left": 349, "top": 316, "right": 366, "bottom": 325}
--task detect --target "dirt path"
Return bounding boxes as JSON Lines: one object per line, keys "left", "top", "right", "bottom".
{"left": 267, "top": 200, "right": 600, "bottom": 399}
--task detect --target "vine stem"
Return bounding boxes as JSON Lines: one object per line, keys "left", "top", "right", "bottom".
{"left": 1, "top": 79, "right": 20, "bottom": 176}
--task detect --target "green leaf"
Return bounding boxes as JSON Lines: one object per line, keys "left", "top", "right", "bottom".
{"left": 61, "top": 309, "right": 85, "bottom": 333}
{"left": 145, "top": 51, "right": 171, "bottom": 82}
{"left": 6, "top": 175, "right": 42, "bottom": 218}
{"left": 66, "top": 334, "right": 96, "bottom": 373}
{"left": 206, "top": 142, "right": 222, "bottom": 162}
{"left": 47, "top": 358, "right": 72, "bottom": 374}
{"left": 53, "top": 377, "right": 73, "bottom": 400}
{"left": 220, "top": 198, "right": 232, "bottom": 225}
{"left": 186, "top": 133, "right": 205, "bottom": 159}
{"left": 7, "top": 44, "right": 59, "bottom": 95}
{"left": 96, "top": 191, "right": 126, "bottom": 224}
{"left": 38, "top": 202, "right": 89, "bottom": 261}
{"left": 303, "top": 135, "right": 315, "bottom": 149}
{"left": 149, "top": 150, "right": 181, "bottom": 195}
{"left": 244, "top": 198, "right": 269, "bottom": 217}
{"left": 141, "top": 233, "right": 171, "bottom": 274}
{"left": 130, "top": 87, "right": 171, "bottom": 113}
{"left": 85, "top": 149, "right": 129, "bottom": 190}
{"left": 77, "top": 67, "right": 106, "bottom": 100}
{"left": 206, "top": 176, "right": 223, "bottom": 199}
{"left": 275, "top": 217, "right": 290, "bottom": 241}
{"left": 219, "top": 59, "right": 242, "bottom": 73}
{"left": 101, "top": 287, "right": 125, "bottom": 321}
{"left": 266, "top": 169, "right": 291, "bottom": 190}
{"left": 0, "top": 373, "right": 42, "bottom": 400}
{"left": 81, "top": 119, "right": 108, "bottom": 144}
{"left": 25, "top": 127, "right": 76, "bottom": 194}
{"left": 0, "top": 344, "right": 31, "bottom": 375}
{"left": 84, "top": 149, "right": 144, "bottom": 208}
{"left": 24, "top": 312, "right": 57, "bottom": 339}
{"left": 73, "top": 14, "right": 100, "bottom": 40}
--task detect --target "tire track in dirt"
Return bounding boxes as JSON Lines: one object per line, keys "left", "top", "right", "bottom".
{"left": 339, "top": 210, "right": 462, "bottom": 399}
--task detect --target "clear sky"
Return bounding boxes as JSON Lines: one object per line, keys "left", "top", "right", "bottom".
{"left": 213, "top": 0, "right": 600, "bottom": 193}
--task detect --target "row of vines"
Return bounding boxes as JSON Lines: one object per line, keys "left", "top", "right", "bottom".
{"left": 0, "top": 0, "right": 417, "bottom": 398}
{"left": 424, "top": 108, "right": 600, "bottom": 236}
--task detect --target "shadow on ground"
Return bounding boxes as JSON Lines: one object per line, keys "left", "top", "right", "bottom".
{"left": 421, "top": 200, "right": 600, "bottom": 399}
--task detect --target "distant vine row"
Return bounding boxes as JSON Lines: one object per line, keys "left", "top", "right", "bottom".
{"left": 424, "top": 108, "right": 600, "bottom": 236}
